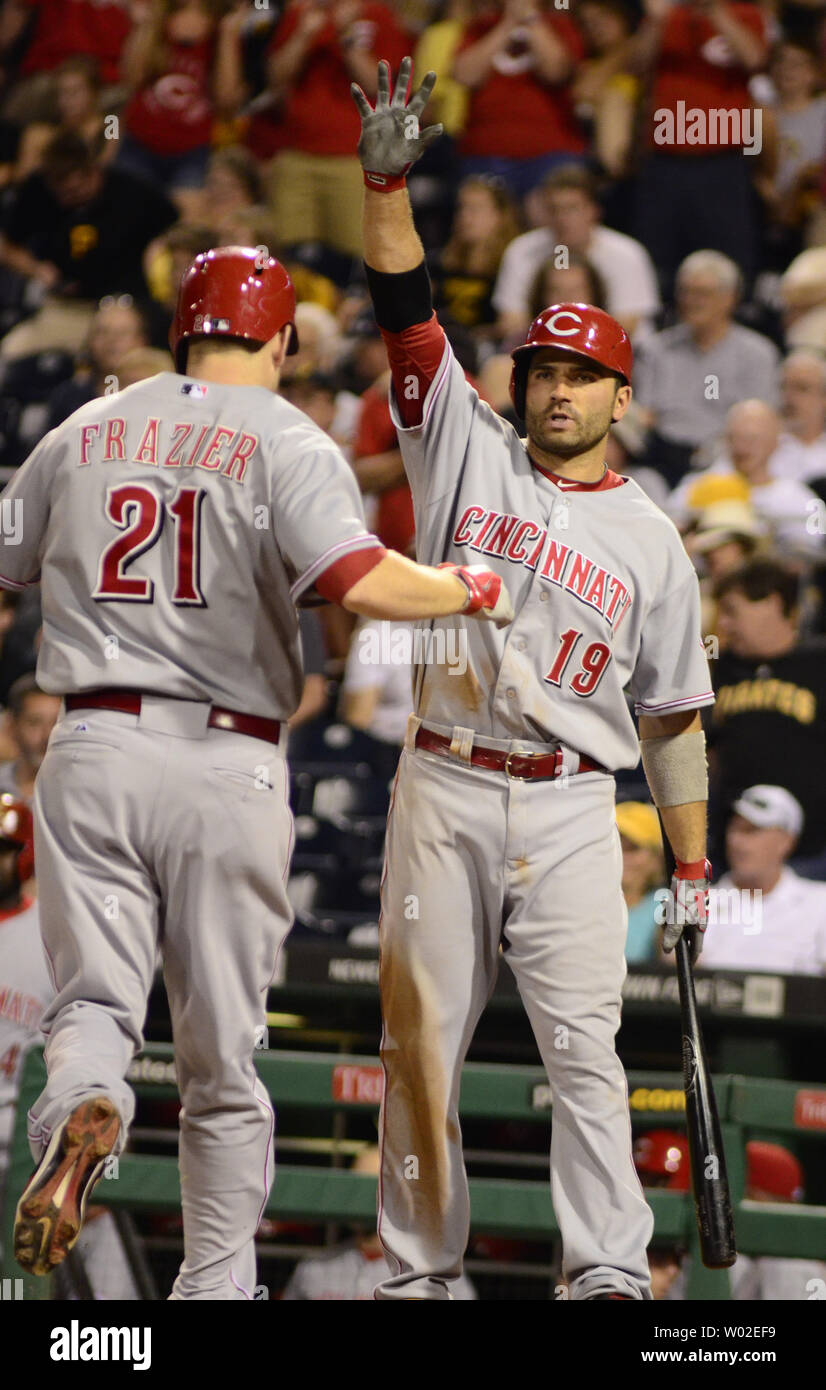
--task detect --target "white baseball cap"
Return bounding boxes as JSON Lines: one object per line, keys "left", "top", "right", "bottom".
{"left": 731, "top": 785, "right": 804, "bottom": 837}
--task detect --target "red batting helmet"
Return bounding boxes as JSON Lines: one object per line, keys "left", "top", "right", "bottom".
{"left": 171, "top": 246, "right": 299, "bottom": 373}
{"left": 0, "top": 793, "right": 34, "bottom": 884}
{"left": 746, "top": 1141, "right": 804, "bottom": 1201}
{"left": 633, "top": 1129, "right": 691, "bottom": 1192}
{"left": 509, "top": 302, "right": 633, "bottom": 419}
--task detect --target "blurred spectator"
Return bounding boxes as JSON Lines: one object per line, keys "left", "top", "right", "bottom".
{"left": 492, "top": 165, "right": 660, "bottom": 347}
{"left": 119, "top": 0, "right": 247, "bottom": 218}
{"left": 196, "top": 143, "right": 262, "bottom": 239}
{"left": 630, "top": 0, "right": 769, "bottom": 296}
{"left": 339, "top": 616, "right": 413, "bottom": 783}
{"left": 729, "top": 1142, "right": 826, "bottom": 1299}
{"left": 281, "top": 1146, "right": 478, "bottom": 1299}
{"left": 280, "top": 370, "right": 339, "bottom": 435}
{"left": 55, "top": 56, "right": 109, "bottom": 159}
{"left": 431, "top": 174, "right": 520, "bottom": 338}
{"left": 451, "top": 0, "right": 586, "bottom": 201}
{"left": 0, "top": 0, "right": 131, "bottom": 122}
{"left": 756, "top": 41, "right": 826, "bottom": 264}
{"left": 280, "top": 300, "right": 344, "bottom": 383}
{"left": 351, "top": 344, "right": 415, "bottom": 555}
{"left": 771, "top": 350, "right": 826, "bottom": 482}
{"left": 684, "top": 497, "right": 766, "bottom": 636}
{"left": 571, "top": 0, "right": 639, "bottom": 179}
{"left": 0, "top": 131, "right": 177, "bottom": 359}
{"left": 144, "top": 220, "right": 215, "bottom": 322}
{"left": 413, "top": 0, "right": 471, "bottom": 139}
{"left": 527, "top": 249, "right": 607, "bottom": 321}
{"left": 0, "top": 673, "right": 60, "bottom": 803}
{"left": 635, "top": 251, "right": 780, "bottom": 487}
{"left": 701, "top": 784, "right": 826, "bottom": 973}
{"left": 46, "top": 294, "right": 151, "bottom": 426}
{"left": 779, "top": 245, "right": 826, "bottom": 353}
{"left": 616, "top": 800, "right": 665, "bottom": 965}
{"left": 266, "top": 0, "right": 408, "bottom": 260}
{"left": 668, "top": 399, "right": 824, "bottom": 558}
{"left": 686, "top": 499, "right": 765, "bottom": 585}
{"left": 709, "top": 558, "right": 826, "bottom": 865}
{"left": 116, "top": 343, "right": 174, "bottom": 385}
{"left": 0, "top": 118, "right": 56, "bottom": 191}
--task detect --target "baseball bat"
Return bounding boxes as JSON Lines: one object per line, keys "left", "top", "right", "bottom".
{"left": 657, "top": 821, "right": 737, "bottom": 1268}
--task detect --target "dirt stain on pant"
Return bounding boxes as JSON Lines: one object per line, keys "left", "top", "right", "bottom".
{"left": 380, "top": 942, "right": 453, "bottom": 1256}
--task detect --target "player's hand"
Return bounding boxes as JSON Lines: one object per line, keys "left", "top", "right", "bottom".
{"left": 663, "top": 858, "right": 711, "bottom": 963}
{"left": 351, "top": 57, "right": 443, "bottom": 184}
{"left": 441, "top": 563, "right": 515, "bottom": 629}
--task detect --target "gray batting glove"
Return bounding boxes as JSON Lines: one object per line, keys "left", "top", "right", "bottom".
{"left": 351, "top": 56, "right": 443, "bottom": 186}
{"left": 663, "top": 863, "right": 711, "bottom": 963}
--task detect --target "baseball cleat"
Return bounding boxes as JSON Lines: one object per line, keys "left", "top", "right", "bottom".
{"left": 13, "top": 1096, "right": 121, "bottom": 1276}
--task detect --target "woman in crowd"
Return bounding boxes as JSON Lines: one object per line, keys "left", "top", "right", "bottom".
{"left": 431, "top": 174, "right": 520, "bottom": 339}
{"left": 118, "top": 0, "right": 246, "bottom": 216}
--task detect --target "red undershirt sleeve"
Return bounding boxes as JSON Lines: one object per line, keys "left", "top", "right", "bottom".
{"left": 314, "top": 543, "right": 388, "bottom": 604}
{"left": 380, "top": 314, "right": 448, "bottom": 430}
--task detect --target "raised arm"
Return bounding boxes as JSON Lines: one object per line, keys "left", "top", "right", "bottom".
{"left": 352, "top": 57, "right": 442, "bottom": 273}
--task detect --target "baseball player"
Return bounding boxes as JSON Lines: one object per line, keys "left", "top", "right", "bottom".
{"left": 2, "top": 245, "right": 514, "bottom": 1299}
{"left": 351, "top": 60, "right": 715, "bottom": 1301}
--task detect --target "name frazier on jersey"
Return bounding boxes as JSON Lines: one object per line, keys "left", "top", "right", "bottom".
{"left": 77, "top": 417, "right": 257, "bottom": 485}
{"left": 453, "top": 504, "right": 633, "bottom": 631}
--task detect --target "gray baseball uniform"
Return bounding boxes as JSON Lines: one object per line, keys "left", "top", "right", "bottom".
{"left": 0, "top": 372, "right": 384, "bottom": 1299}
{"left": 374, "top": 331, "right": 714, "bottom": 1300}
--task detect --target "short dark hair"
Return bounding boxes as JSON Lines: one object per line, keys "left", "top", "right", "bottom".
{"left": 56, "top": 54, "right": 102, "bottom": 90}
{"left": 208, "top": 146, "right": 263, "bottom": 204}
{"left": 542, "top": 164, "right": 600, "bottom": 205}
{"left": 6, "top": 673, "right": 44, "bottom": 719}
{"left": 713, "top": 558, "right": 800, "bottom": 616}
{"left": 165, "top": 223, "right": 217, "bottom": 259}
{"left": 528, "top": 251, "right": 609, "bottom": 320}
{"left": 41, "top": 130, "right": 96, "bottom": 186}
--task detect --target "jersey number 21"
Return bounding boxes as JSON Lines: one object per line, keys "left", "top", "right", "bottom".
{"left": 93, "top": 482, "right": 207, "bottom": 606}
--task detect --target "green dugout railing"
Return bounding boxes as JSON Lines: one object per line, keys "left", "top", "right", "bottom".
{"left": 3, "top": 1045, "right": 825, "bottom": 1300}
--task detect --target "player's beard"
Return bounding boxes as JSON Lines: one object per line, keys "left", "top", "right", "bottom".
{"left": 525, "top": 403, "right": 614, "bottom": 460}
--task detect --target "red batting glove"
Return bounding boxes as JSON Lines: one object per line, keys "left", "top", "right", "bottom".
{"left": 439, "top": 563, "right": 514, "bottom": 629}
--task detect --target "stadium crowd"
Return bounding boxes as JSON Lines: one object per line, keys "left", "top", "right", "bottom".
{"left": 0, "top": 0, "right": 824, "bottom": 961}
{"left": 0, "top": 0, "right": 825, "bottom": 1303}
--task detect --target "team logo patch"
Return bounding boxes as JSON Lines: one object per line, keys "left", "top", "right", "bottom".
{"left": 180, "top": 383, "right": 208, "bottom": 398}
{"left": 541, "top": 310, "right": 583, "bottom": 337}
